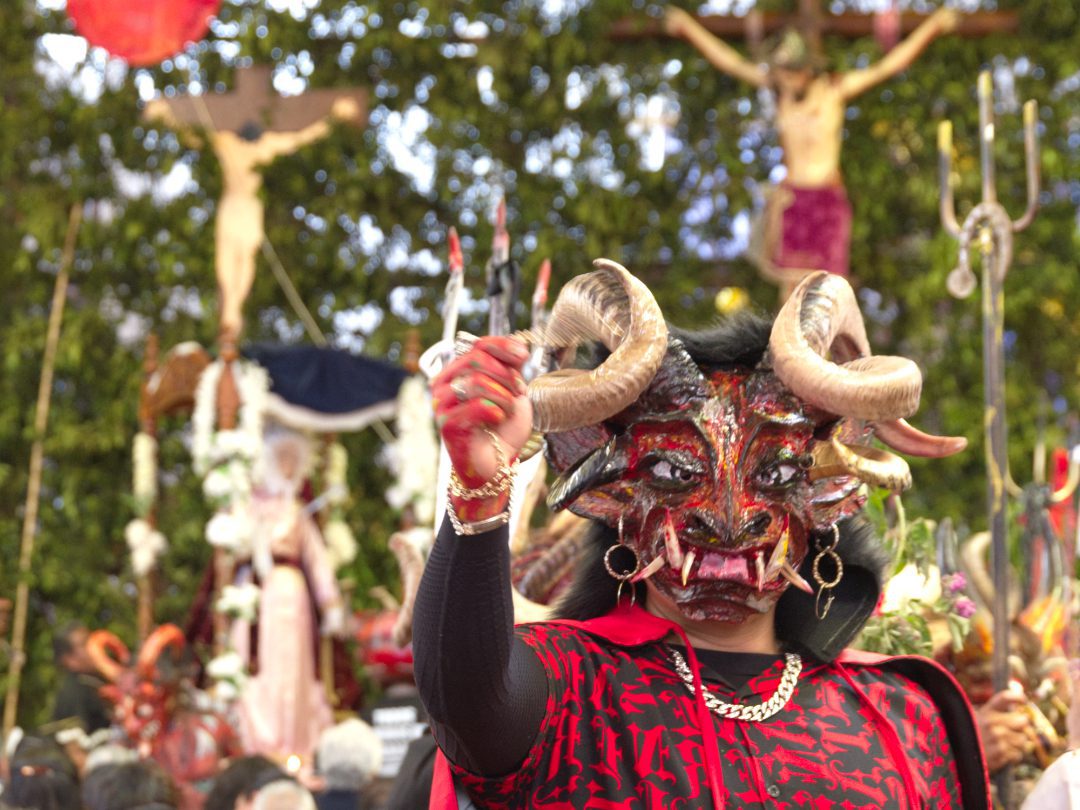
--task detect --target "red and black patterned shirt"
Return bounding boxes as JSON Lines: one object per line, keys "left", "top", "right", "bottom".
{"left": 449, "top": 620, "right": 962, "bottom": 809}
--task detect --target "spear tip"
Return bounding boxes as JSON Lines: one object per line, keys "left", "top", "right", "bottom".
{"left": 1023, "top": 99, "right": 1037, "bottom": 127}
{"left": 533, "top": 258, "right": 551, "bottom": 304}
{"left": 938, "top": 120, "right": 952, "bottom": 153}
{"left": 447, "top": 227, "right": 463, "bottom": 275}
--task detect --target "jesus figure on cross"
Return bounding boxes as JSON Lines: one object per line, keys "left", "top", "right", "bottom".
{"left": 665, "top": 6, "right": 958, "bottom": 296}
{"left": 145, "top": 73, "right": 364, "bottom": 342}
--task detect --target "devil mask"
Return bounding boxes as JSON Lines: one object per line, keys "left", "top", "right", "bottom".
{"left": 87, "top": 625, "right": 187, "bottom": 756}
{"left": 529, "top": 264, "right": 965, "bottom": 623}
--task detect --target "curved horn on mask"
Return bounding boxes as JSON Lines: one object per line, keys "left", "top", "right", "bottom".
{"left": 771, "top": 272, "right": 967, "bottom": 457}
{"left": 872, "top": 418, "right": 968, "bottom": 458}
{"left": 136, "top": 624, "right": 185, "bottom": 679}
{"left": 86, "top": 631, "right": 130, "bottom": 683}
{"left": 528, "top": 259, "right": 668, "bottom": 432}
{"left": 770, "top": 272, "right": 921, "bottom": 421}
{"left": 810, "top": 436, "right": 912, "bottom": 492}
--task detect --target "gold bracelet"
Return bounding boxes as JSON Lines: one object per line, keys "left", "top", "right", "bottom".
{"left": 448, "top": 428, "right": 518, "bottom": 500}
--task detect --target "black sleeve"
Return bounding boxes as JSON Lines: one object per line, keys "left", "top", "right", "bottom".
{"left": 412, "top": 518, "right": 549, "bottom": 776}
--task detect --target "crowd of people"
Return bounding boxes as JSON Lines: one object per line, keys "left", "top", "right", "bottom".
{"left": 1, "top": 739, "right": 367, "bottom": 810}
{"left": 0, "top": 623, "right": 427, "bottom": 810}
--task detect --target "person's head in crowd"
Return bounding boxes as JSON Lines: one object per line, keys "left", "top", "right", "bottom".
{"left": 2, "top": 735, "right": 80, "bottom": 810}
{"left": 251, "top": 781, "right": 316, "bottom": 810}
{"left": 81, "top": 760, "right": 177, "bottom": 810}
{"left": 205, "top": 756, "right": 286, "bottom": 810}
{"left": 53, "top": 623, "right": 96, "bottom": 675}
{"left": 82, "top": 743, "right": 139, "bottom": 774}
{"left": 316, "top": 718, "right": 382, "bottom": 793}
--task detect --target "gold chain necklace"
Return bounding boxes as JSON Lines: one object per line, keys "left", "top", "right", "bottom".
{"left": 668, "top": 648, "right": 802, "bottom": 722}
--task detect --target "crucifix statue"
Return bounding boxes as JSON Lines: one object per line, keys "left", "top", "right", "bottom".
{"left": 665, "top": 4, "right": 958, "bottom": 297}
{"left": 144, "top": 67, "right": 365, "bottom": 656}
{"left": 145, "top": 65, "right": 366, "bottom": 345}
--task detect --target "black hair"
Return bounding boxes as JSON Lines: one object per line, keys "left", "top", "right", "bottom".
{"left": 82, "top": 762, "right": 176, "bottom": 810}
{"left": 204, "top": 756, "right": 287, "bottom": 810}
{"left": 238, "top": 120, "right": 263, "bottom": 142}
{"left": 5, "top": 737, "right": 80, "bottom": 810}
{"left": 668, "top": 312, "right": 773, "bottom": 371}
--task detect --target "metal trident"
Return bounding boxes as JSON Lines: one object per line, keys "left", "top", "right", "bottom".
{"left": 939, "top": 70, "right": 1039, "bottom": 810}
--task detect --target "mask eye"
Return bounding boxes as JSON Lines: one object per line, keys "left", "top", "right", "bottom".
{"left": 643, "top": 452, "right": 704, "bottom": 492}
{"left": 754, "top": 453, "right": 806, "bottom": 492}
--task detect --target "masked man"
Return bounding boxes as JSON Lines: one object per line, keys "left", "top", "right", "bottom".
{"left": 415, "top": 265, "right": 989, "bottom": 809}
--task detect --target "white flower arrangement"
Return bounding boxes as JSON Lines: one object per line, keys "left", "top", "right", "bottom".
{"left": 206, "top": 650, "right": 248, "bottom": 702}
{"left": 127, "top": 429, "right": 167, "bottom": 576}
{"left": 132, "top": 432, "right": 158, "bottom": 517}
{"left": 124, "top": 518, "right": 168, "bottom": 578}
{"left": 191, "top": 360, "right": 269, "bottom": 478}
{"left": 215, "top": 582, "right": 261, "bottom": 622}
{"left": 324, "top": 518, "right": 358, "bottom": 571}
{"left": 192, "top": 357, "right": 269, "bottom": 562}
{"left": 204, "top": 507, "right": 254, "bottom": 557}
{"left": 205, "top": 649, "right": 246, "bottom": 681}
{"left": 383, "top": 375, "right": 438, "bottom": 526}
{"left": 879, "top": 562, "right": 942, "bottom": 614}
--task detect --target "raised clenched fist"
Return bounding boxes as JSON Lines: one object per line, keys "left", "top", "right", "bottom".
{"left": 432, "top": 337, "right": 533, "bottom": 499}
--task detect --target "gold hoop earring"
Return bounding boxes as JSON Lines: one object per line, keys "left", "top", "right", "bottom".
{"left": 812, "top": 524, "right": 843, "bottom": 620}
{"left": 604, "top": 543, "right": 642, "bottom": 606}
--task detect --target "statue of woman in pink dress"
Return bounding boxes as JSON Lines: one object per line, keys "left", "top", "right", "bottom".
{"left": 238, "top": 430, "right": 345, "bottom": 762}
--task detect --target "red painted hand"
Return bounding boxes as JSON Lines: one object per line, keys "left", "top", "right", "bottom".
{"left": 432, "top": 337, "right": 533, "bottom": 521}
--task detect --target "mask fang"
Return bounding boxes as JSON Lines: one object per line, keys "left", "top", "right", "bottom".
{"left": 633, "top": 555, "right": 667, "bottom": 583}
{"left": 681, "top": 549, "right": 696, "bottom": 587}
{"left": 755, "top": 551, "right": 766, "bottom": 593}
{"left": 664, "top": 510, "right": 684, "bottom": 570}
{"left": 780, "top": 561, "right": 814, "bottom": 594}
{"left": 764, "top": 530, "right": 789, "bottom": 580}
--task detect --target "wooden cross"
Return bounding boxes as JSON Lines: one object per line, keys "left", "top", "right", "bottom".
{"left": 145, "top": 65, "right": 367, "bottom": 351}
{"left": 610, "top": 7, "right": 1017, "bottom": 41}
{"left": 152, "top": 64, "right": 367, "bottom": 138}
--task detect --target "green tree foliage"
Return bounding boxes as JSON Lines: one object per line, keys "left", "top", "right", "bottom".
{"left": 2, "top": 0, "right": 1079, "bottom": 726}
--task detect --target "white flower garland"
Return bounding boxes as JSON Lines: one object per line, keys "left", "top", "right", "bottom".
{"left": 191, "top": 358, "right": 271, "bottom": 695}
{"left": 192, "top": 360, "right": 269, "bottom": 479}
{"left": 383, "top": 375, "right": 439, "bottom": 526}
{"left": 127, "top": 430, "right": 168, "bottom": 577}
{"left": 132, "top": 432, "right": 158, "bottom": 517}
{"left": 205, "top": 650, "right": 248, "bottom": 704}
{"left": 215, "top": 582, "right": 261, "bottom": 623}
{"left": 124, "top": 518, "right": 168, "bottom": 578}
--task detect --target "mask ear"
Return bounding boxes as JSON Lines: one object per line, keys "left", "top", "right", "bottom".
{"left": 546, "top": 423, "right": 613, "bottom": 477}
{"left": 806, "top": 417, "right": 871, "bottom": 531}
{"left": 546, "top": 437, "right": 630, "bottom": 524}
